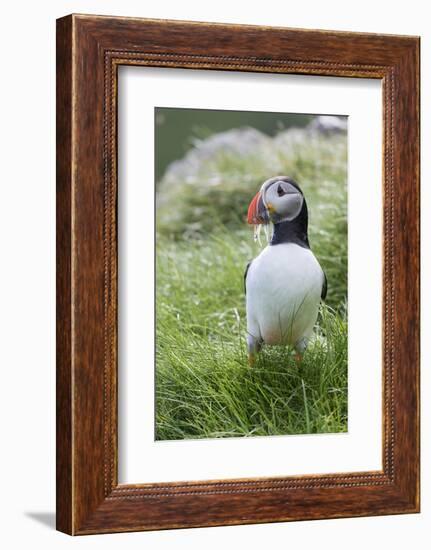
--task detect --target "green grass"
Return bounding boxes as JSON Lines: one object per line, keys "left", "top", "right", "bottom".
{"left": 155, "top": 229, "right": 347, "bottom": 440}
{"left": 157, "top": 132, "right": 347, "bottom": 310}
{"left": 155, "top": 130, "right": 348, "bottom": 440}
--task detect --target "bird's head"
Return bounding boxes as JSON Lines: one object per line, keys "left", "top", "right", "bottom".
{"left": 247, "top": 176, "right": 305, "bottom": 226}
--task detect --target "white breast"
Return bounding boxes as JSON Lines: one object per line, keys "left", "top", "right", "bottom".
{"left": 246, "top": 243, "right": 324, "bottom": 348}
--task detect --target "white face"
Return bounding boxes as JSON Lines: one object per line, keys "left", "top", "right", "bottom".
{"left": 261, "top": 177, "right": 304, "bottom": 223}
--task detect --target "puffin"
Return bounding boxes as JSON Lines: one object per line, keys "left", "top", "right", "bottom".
{"left": 245, "top": 176, "right": 327, "bottom": 365}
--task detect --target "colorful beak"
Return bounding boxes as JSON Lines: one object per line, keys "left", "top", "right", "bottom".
{"left": 247, "top": 191, "right": 268, "bottom": 224}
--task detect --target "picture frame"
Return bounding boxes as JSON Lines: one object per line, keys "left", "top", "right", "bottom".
{"left": 56, "top": 14, "right": 420, "bottom": 535}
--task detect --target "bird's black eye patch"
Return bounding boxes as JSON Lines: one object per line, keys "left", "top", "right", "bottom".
{"left": 277, "top": 183, "right": 286, "bottom": 197}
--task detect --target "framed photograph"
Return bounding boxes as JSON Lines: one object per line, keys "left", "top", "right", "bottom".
{"left": 56, "top": 14, "right": 420, "bottom": 535}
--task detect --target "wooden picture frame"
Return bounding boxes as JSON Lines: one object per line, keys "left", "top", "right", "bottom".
{"left": 56, "top": 14, "right": 420, "bottom": 535}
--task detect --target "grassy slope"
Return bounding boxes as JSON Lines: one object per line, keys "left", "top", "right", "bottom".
{"left": 155, "top": 132, "right": 348, "bottom": 440}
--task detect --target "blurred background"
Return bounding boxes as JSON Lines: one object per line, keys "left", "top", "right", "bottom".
{"left": 155, "top": 108, "right": 348, "bottom": 441}
{"left": 155, "top": 108, "right": 347, "bottom": 307}
{"left": 155, "top": 108, "right": 313, "bottom": 180}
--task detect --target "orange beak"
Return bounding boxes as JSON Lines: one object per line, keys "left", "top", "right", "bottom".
{"left": 247, "top": 191, "right": 268, "bottom": 224}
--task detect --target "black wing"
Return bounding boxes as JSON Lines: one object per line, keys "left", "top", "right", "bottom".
{"left": 321, "top": 271, "right": 328, "bottom": 300}
{"left": 244, "top": 260, "right": 253, "bottom": 294}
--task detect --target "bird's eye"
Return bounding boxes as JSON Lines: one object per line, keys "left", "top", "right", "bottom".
{"left": 277, "top": 183, "right": 286, "bottom": 197}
